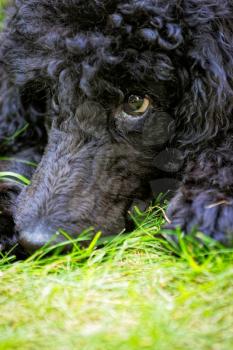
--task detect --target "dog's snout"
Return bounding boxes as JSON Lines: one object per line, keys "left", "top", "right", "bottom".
{"left": 19, "top": 224, "right": 58, "bottom": 254}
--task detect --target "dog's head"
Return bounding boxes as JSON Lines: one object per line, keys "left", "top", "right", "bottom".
{"left": 4, "top": 0, "right": 233, "bottom": 252}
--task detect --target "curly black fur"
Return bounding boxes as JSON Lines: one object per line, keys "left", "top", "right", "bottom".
{"left": 1, "top": 0, "right": 233, "bottom": 254}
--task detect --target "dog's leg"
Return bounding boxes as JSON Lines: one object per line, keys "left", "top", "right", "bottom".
{"left": 0, "top": 66, "right": 45, "bottom": 253}
{"left": 0, "top": 149, "right": 41, "bottom": 254}
{"left": 165, "top": 137, "right": 233, "bottom": 245}
{"left": 0, "top": 67, "right": 26, "bottom": 252}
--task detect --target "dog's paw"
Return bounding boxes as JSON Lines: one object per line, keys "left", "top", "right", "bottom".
{"left": 165, "top": 189, "right": 233, "bottom": 245}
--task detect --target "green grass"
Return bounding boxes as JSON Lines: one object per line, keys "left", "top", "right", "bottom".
{"left": 0, "top": 2, "right": 233, "bottom": 349}
{"left": 0, "top": 207, "right": 233, "bottom": 350}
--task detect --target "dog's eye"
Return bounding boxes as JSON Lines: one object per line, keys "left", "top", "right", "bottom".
{"left": 123, "top": 95, "right": 151, "bottom": 116}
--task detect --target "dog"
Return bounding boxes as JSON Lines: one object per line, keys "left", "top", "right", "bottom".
{"left": 0, "top": 0, "right": 233, "bottom": 254}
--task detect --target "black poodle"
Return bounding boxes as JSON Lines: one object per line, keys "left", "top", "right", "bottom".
{"left": 0, "top": 0, "right": 233, "bottom": 254}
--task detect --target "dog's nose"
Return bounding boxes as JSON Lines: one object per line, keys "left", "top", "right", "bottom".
{"left": 19, "top": 224, "right": 58, "bottom": 254}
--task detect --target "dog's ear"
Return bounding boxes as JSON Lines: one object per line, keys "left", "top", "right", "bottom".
{"left": 176, "top": 20, "right": 233, "bottom": 146}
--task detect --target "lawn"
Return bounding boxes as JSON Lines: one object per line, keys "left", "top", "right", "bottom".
{"left": 0, "top": 208, "right": 233, "bottom": 350}
{"left": 0, "top": 206, "right": 233, "bottom": 350}
{"left": 0, "top": 2, "right": 233, "bottom": 350}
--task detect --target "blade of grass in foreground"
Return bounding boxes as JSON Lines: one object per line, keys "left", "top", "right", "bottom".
{"left": 0, "top": 171, "right": 31, "bottom": 185}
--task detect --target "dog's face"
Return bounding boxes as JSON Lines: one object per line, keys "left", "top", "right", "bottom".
{"left": 11, "top": 1, "right": 186, "bottom": 252}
